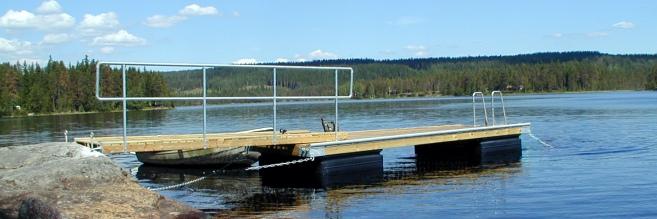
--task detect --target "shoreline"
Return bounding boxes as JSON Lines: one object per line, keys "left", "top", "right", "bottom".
{"left": 2, "top": 90, "right": 649, "bottom": 118}
{"left": 4, "top": 106, "right": 174, "bottom": 118}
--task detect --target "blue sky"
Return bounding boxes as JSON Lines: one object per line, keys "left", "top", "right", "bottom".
{"left": 0, "top": 0, "right": 655, "bottom": 65}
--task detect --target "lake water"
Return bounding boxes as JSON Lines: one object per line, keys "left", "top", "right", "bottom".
{"left": 1, "top": 91, "right": 656, "bottom": 218}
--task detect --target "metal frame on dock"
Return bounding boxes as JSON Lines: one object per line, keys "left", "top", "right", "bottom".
{"left": 95, "top": 62, "right": 354, "bottom": 152}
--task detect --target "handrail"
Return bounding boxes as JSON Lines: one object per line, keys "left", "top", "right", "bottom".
{"left": 95, "top": 61, "right": 354, "bottom": 152}
{"left": 472, "top": 92, "right": 489, "bottom": 127}
{"left": 490, "top": 90, "right": 508, "bottom": 125}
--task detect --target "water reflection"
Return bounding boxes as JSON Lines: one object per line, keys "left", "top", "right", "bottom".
{"left": 4, "top": 92, "right": 657, "bottom": 218}
{"left": 135, "top": 156, "right": 521, "bottom": 217}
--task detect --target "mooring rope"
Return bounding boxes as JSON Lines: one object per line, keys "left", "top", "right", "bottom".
{"left": 148, "top": 161, "right": 234, "bottom": 191}
{"left": 524, "top": 128, "right": 555, "bottom": 148}
{"left": 147, "top": 156, "right": 315, "bottom": 191}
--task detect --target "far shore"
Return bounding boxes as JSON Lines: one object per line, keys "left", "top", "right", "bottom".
{"left": 3, "top": 89, "right": 650, "bottom": 118}
{"left": 5, "top": 106, "right": 173, "bottom": 118}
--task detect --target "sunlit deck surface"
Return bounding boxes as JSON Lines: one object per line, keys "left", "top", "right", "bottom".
{"left": 75, "top": 123, "right": 528, "bottom": 156}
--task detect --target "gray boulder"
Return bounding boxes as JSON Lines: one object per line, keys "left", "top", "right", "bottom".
{"left": 0, "top": 142, "right": 204, "bottom": 219}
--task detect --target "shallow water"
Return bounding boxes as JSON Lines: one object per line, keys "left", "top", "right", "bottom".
{"left": 2, "top": 91, "right": 656, "bottom": 218}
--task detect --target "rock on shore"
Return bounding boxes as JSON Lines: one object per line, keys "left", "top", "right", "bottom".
{"left": 0, "top": 142, "right": 205, "bottom": 219}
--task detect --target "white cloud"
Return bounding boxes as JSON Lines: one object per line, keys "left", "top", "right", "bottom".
{"left": 389, "top": 16, "right": 423, "bottom": 26}
{"left": 41, "top": 33, "right": 70, "bottom": 44}
{"left": 405, "top": 45, "right": 429, "bottom": 56}
{"left": 552, "top": 33, "right": 563, "bottom": 38}
{"left": 179, "top": 4, "right": 219, "bottom": 16}
{"left": 292, "top": 54, "right": 307, "bottom": 62}
{"left": 99, "top": 46, "right": 115, "bottom": 54}
{"left": 144, "top": 15, "right": 187, "bottom": 28}
{"left": 0, "top": 10, "right": 36, "bottom": 28}
{"left": 37, "top": 0, "right": 62, "bottom": 14}
{"left": 79, "top": 12, "right": 119, "bottom": 35}
{"left": 275, "top": 58, "right": 289, "bottom": 63}
{"left": 232, "top": 11, "right": 240, "bottom": 17}
{"left": 0, "top": 37, "right": 33, "bottom": 55}
{"left": 41, "top": 13, "right": 75, "bottom": 29}
{"left": 587, "top": 32, "right": 609, "bottom": 37}
{"left": 232, "top": 58, "right": 257, "bottom": 64}
{"left": 144, "top": 4, "right": 219, "bottom": 28}
{"left": 0, "top": 9, "right": 74, "bottom": 30}
{"left": 92, "top": 30, "right": 146, "bottom": 46}
{"left": 613, "top": 21, "right": 635, "bottom": 29}
{"left": 309, "top": 49, "right": 337, "bottom": 59}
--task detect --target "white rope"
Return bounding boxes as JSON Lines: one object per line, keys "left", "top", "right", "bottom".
{"left": 147, "top": 156, "right": 315, "bottom": 191}
{"left": 244, "top": 157, "right": 315, "bottom": 171}
{"left": 524, "top": 128, "right": 555, "bottom": 148}
{"left": 149, "top": 175, "right": 211, "bottom": 191}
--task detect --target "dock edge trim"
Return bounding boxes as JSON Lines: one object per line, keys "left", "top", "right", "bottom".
{"left": 302, "top": 123, "right": 531, "bottom": 157}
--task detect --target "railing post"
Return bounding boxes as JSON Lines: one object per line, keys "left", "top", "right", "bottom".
{"left": 95, "top": 63, "right": 100, "bottom": 99}
{"left": 122, "top": 64, "right": 127, "bottom": 153}
{"left": 202, "top": 67, "right": 208, "bottom": 149}
{"left": 272, "top": 68, "right": 277, "bottom": 144}
{"left": 334, "top": 69, "right": 339, "bottom": 140}
{"left": 472, "top": 93, "right": 477, "bottom": 127}
{"left": 491, "top": 92, "right": 496, "bottom": 126}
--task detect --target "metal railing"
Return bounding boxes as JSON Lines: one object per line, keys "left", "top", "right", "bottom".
{"left": 96, "top": 61, "right": 354, "bottom": 152}
{"left": 490, "top": 91, "right": 508, "bottom": 125}
{"left": 472, "top": 92, "right": 489, "bottom": 127}
{"left": 472, "top": 90, "right": 508, "bottom": 127}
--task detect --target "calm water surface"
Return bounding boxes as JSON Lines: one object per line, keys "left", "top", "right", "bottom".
{"left": 1, "top": 91, "right": 656, "bottom": 218}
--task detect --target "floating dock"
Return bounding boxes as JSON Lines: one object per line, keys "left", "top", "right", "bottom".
{"left": 76, "top": 61, "right": 531, "bottom": 187}
{"left": 76, "top": 123, "right": 528, "bottom": 158}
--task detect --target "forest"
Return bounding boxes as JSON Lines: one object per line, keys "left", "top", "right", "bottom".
{"left": 1, "top": 52, "right": 657, "bottom": 117}
{"left": 0, "top": 57, "right": 170, "bottom": 117}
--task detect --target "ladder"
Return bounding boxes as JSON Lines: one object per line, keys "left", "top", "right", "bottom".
{"left": 472, "top": 91, "right": 508, "bottom": 127}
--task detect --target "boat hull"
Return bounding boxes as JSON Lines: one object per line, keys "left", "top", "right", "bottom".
{"left": 136, "top": 147, "right": 259, "bottom": 166}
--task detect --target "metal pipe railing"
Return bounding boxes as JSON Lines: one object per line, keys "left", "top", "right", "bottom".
{"left": 273, "top": 68, "right": 277, "bottom": 144}
{"left": 121, "top": 64, "right": 127, "bottom": 152}
{"left": 334, "top": 69, "right": 339, "bottom": 139}
{"left": 202, "top": 67, "right": 207, "bottom": 149}
{"left": 472, "top": 92, "right": 488, "bottom": 127}
{"left": 491, "top": 90, "right": 508, "bottom": 125}
{"left": 96, "top": 61, "right": 354, "bottom": 152}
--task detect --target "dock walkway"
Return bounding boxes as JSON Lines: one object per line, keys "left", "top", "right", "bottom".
{"left": 75, "top": 123, "right": 528, "bottom": 157}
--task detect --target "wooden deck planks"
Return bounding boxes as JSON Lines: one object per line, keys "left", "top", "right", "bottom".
{"left": 75, "top": 131, "right": 348, "bottom": 153}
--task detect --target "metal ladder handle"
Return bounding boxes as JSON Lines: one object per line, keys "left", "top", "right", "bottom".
{"left": 490, "top": 91, "right": 508, "bottom": 125}
{"left": 472, "top": 92, "right": 488, "bottom": 127}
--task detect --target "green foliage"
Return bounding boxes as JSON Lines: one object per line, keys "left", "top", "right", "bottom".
{"left": 1, "top": 51, "right": 656, "bottom": 117}
{"left": 646, "top": 64, "right": 657, "bottom": 90}
{"left": 164, "top": 52, "right": 657, "bottom": 99}
{"left": 0, "top": 57, "right": 171, "bottom": 117}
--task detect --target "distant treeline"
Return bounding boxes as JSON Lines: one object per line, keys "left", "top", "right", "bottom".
{"left": 168, "top": 51, "right": 657, "bottom": 98}
{"left": 1, "top": 52, "right": 657, "bottom": 117}
{"left": 0, "top": 57, "right": 170, "bottom": 117}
